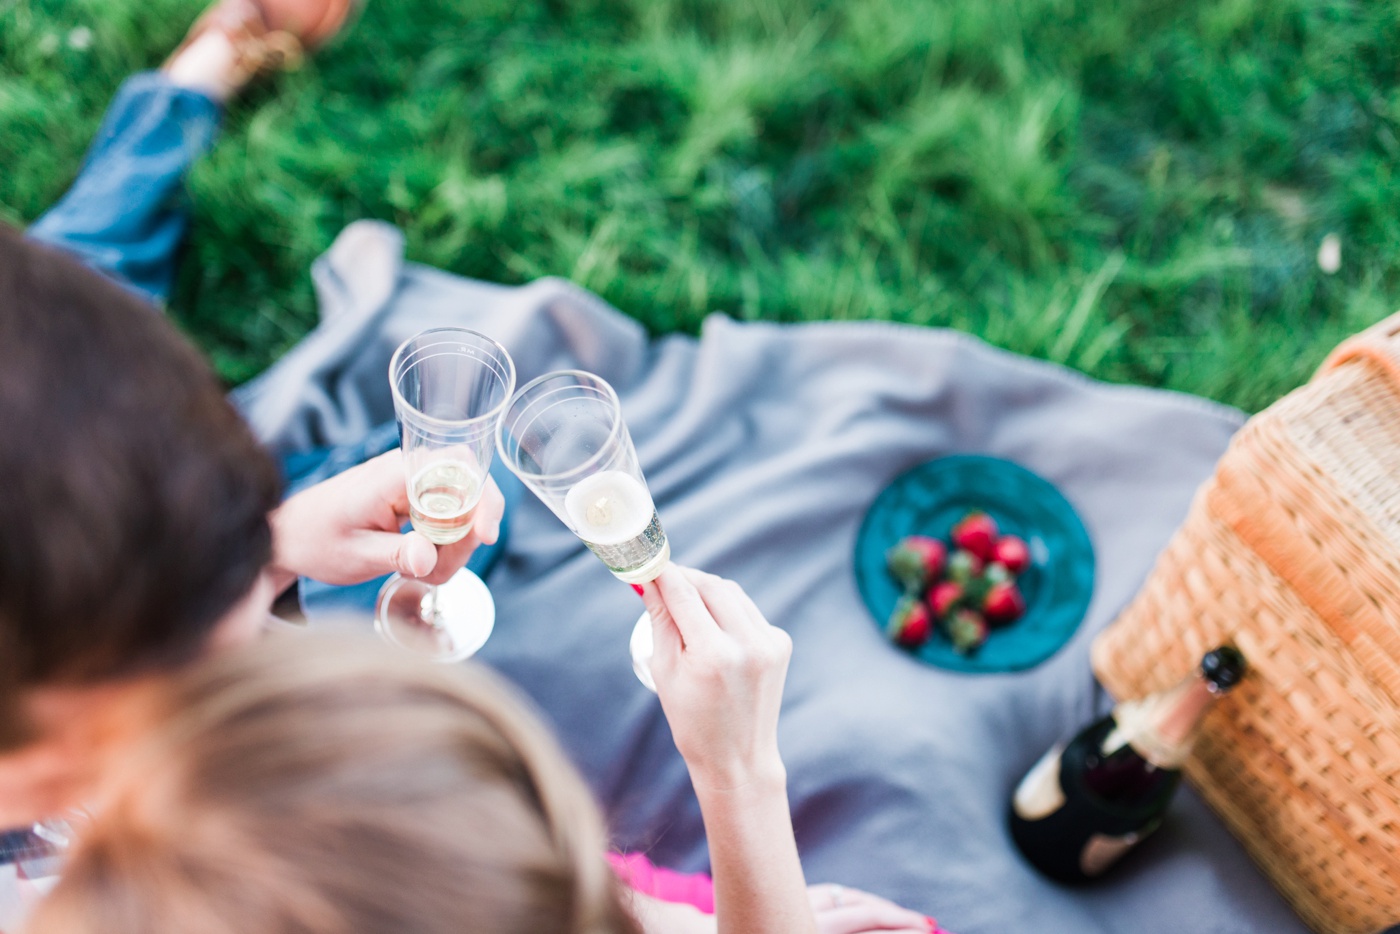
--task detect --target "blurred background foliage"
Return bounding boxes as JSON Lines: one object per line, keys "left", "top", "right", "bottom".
{"left": 2, "top": 0, "right": 1397, "bottom": 409}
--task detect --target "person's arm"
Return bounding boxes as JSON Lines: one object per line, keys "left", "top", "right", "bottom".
{"left": 640, "top": 566, "right": 815, "bottom": 934}
{"left": 265, "top": 449, "right": 504, "bottom": 593}
{"left": 695, "top": 777, "right": 811, "bottom": 934}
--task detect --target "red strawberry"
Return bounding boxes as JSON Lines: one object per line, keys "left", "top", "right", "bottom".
{"left": 886, "top": 595, "right": 933, "bottom": 648}
{"left": 983, "top": 581, "right": 1027, "bottom": 624}
{"left": 951, "top": 511, "right": 999, "bottom": 561}
{"left": 993, "top": 535, "right": 1031, "bottom": 575}
{"left": 898, "top": 610, "right": 933, "bottom": 647}
{"left": 946, "top": 608, "right": 990, "bottom": 653}
{"left": 911, "top": 535, "right": 947, "bottom": 578}
{"left": 928, "top": 580, "right": 964, "bottom": 618}
{"left": 886, "top": 536, "right": 947, "bottom": 592}
{"left": 946, "top": 548, "right": 984, "bottom": 584}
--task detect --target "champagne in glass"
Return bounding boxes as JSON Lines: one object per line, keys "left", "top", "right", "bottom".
{"left": 409, "top": 460, "right": 482, "bottom": 544}
{"left": 375, "top": 329, "right": 515, "bottom": 663}
{"left": 565, "top": 470, "right": 669, "bottom": 582}
{"left": 496, "top": 371, "right": 669, "bottom": 687}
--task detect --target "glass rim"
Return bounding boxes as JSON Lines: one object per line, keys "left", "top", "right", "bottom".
{"left": 388, "top": 327, "right": 517, "bottom": 430}
{"left": 496, "top": 369, "right": 628, "bottom": 484}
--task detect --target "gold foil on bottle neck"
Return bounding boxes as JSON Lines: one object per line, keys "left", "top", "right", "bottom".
{"left": 1100, "top": 676, "right": 1219, "bottom": 770}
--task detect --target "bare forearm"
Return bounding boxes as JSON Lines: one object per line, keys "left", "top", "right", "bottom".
{"left": 694, "top": 771, "right": 818, "bottom": 934}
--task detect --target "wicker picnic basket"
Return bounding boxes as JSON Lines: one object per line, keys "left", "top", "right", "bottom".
{"left": 1092, "top": 311, "right": 1400, "bottom": 934}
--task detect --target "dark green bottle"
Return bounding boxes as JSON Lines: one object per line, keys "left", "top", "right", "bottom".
{"left": 1008, "top": 647, "right": 1246, "bottom": 883}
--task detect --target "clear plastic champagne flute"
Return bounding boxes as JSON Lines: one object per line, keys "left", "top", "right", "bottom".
{"left": 375, "top": 328, "right": 516, "bottom": 663}
{"left": 496, "top": 370, "right": 668, "bottom": 688}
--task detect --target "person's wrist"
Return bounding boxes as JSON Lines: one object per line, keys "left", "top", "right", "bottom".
{"left": 687, "top": 752, "right": 787, "bottom": 798}
{"left": 265, "top": 504, "right": 305, "bottom": 595}
{"left": 264, "top": 562, "right": 298, "bottom": 596}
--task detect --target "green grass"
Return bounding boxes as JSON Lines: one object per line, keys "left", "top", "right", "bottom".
{"left": 3, "top": 0, "right": 1398, "bottom": 410}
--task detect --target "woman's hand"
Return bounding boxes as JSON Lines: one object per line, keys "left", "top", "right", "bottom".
{"left": 267, "top": 450, "right": 504, "bottom": 593}
{"left": 809, "top": 884, "right": 937, "bottom": 933}
{"left": 639, "top": 565, "right": 793, "bottom": 794}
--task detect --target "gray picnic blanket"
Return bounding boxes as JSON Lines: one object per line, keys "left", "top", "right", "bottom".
{"left": 236, "top": 221, "right": 1307, "bottom": 934}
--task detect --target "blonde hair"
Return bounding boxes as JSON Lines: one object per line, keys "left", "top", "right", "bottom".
{"left": 25, "top": 633, "right": 641, "bottom": 934}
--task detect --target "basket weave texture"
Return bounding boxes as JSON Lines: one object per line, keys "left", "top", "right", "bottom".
{"left": 1092, "top": 311, "right": 1400, "bottom": 934}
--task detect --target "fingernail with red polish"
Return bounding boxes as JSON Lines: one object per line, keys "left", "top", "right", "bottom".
{"left": 631, "top": 584, "right": 644, "bottom": 596}
{"left": 925, "top": 918, "right": 938, "bottom": 932}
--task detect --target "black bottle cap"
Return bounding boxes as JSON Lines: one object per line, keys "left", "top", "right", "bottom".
{"left": 1201, "top": 645, "right": 1247, "bottom": 691}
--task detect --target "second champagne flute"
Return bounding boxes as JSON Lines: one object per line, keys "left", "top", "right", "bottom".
{"left": 375, "top": 328, "right": 516, "bottom": 663}
{"left": 496, "top": 371, "right": 669, "bottom": 687}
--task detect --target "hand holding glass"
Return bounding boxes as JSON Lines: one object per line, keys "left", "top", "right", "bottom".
{"left": 375, "top": 328, "right": 515, "bottom": 662}
{"left": 496, "top": 371, "right": 669, "bottom": 686}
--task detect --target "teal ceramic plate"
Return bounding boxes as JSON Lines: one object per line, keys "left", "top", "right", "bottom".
{"left": 855, "top": 455, "right": 1095, "bottom": 673}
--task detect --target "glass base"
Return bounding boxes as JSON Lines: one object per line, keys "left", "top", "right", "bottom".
{"left": 630, "top": 610, "right": 656, "bottom": 692}
{"left": 375, "top": 570, "right": 495, "bottom": 663}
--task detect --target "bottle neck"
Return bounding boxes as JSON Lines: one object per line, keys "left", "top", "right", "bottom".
{"left": 1099, "top": 674, "right": 1223, "bottom": 769}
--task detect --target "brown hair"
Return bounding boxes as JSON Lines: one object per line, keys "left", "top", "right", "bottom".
{"left": 25, "top": 634, "right": 643, "bottom": 934}
{"left": 0, "top": 225, "right": 280, "bottom": 746}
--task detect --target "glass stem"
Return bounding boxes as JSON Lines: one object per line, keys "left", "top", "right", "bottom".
{"left": 422, "top": 585, "right": 440, "bottom": 627}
